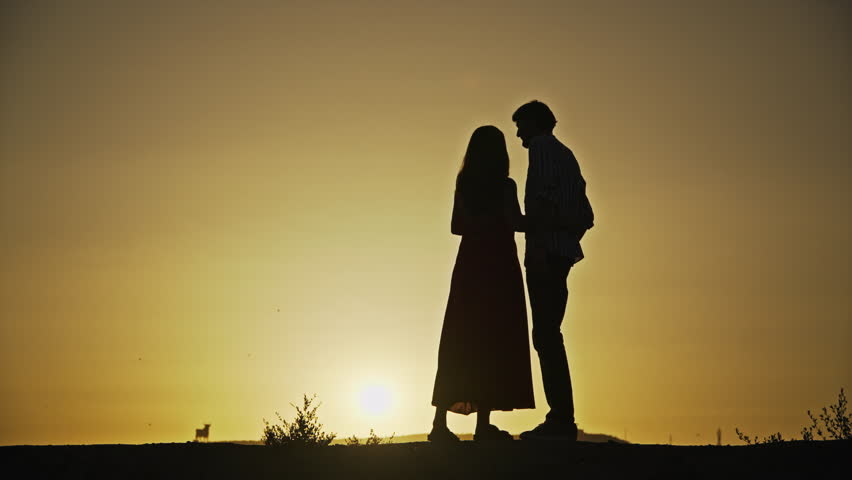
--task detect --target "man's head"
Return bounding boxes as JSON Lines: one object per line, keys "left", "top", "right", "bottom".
{"left": 512, "top": 100, "right": 557, "bottom": 149}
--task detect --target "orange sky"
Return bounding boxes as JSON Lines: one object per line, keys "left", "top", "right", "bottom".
{"left": 1, "top": 1, "right": 850, "bottom": 446}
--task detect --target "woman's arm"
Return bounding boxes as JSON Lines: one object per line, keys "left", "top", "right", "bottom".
{"left": 450, "top": 190, "right": 465, "bottom": 235}
{"left": 504, "top": 178, "right": 528, "bottom": 233}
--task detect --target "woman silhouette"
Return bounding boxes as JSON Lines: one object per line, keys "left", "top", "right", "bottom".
{"left": 429, "top": 125, "right": 534, "bottom": 442}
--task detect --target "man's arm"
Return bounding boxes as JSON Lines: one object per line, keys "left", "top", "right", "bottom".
{"left": 527, "top": 142, "right": 593, "bottom": 234}
{"left": 551, "top": 174, "right": 594, "bottom": 233}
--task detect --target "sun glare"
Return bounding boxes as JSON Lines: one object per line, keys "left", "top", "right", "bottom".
{"left": 359, "top": 384, "right": 392, "bottom": 416}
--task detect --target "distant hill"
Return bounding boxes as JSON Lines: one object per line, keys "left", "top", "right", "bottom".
{"left": 220, "top": 428, "right": 626, "bottom": 446}
{"left": 348, "top": 429, "right": 627, "bottom": 445}
{"left": 577, "top": 429, "right": 629, "bottom": 444}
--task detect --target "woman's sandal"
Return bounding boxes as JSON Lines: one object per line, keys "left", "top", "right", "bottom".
{"left": 473, "top": 424, "right": 514, "bottom": 442}
{"left": 428, "top": 426, "right": 461, "bottom": 443}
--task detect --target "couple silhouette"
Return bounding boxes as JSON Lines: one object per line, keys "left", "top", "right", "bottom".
{"left": 430, "top": 100, "right": 594, "bottom": 442}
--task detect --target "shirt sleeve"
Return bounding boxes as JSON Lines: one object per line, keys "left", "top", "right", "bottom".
{"left": 529, "top": 140, "right": 594, "bottom": 233}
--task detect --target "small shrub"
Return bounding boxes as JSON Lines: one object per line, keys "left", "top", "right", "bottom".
{"left": 736, "top": 387, "right": 851, "bottom": 444}
{"left": 801, "top": 388, "right": 851, "bottom": 441}
{"left": 735, "top": 428, "right": 784, "bottom": 445}
{"left": 262, "top": 394, "right": 336, "bottom": 447}
{"left": 345, "top": 429, "right": 395, "bottom": 446}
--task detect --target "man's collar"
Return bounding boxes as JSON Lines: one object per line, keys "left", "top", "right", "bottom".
{"left": 529, "top": 133, "right": 554, "bottom": 148}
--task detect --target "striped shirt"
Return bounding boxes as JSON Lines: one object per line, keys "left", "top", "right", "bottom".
{"left": 524, "top": 134, "right": 593, "bottom": 266}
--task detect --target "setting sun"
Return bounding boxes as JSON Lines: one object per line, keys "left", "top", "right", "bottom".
{"left": 359, "top": 385, "right": 393, "bottom": 416}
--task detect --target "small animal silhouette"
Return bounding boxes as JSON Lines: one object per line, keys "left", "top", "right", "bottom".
{"left": 195, "top": 424, "right": 211, "bottom": 442}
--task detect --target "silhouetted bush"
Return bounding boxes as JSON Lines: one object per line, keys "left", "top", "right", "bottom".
{"left": 736, "top": 387, "right": 850, "bottom": 444}
{"left": 345, "top": 429, "right": 395, "bottom": 446}
{"left": 262, "top": 394, "right": 336, "bottom": 447}
{"left": 801, "top": 388, "right": 851, "bottom": 441}
{"left": 735, "top": 428, "right": 784, "bottom": 445}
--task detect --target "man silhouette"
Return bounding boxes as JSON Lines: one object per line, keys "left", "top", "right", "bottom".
{"left": 513, "top": 100, "right": 593, "bottom": 441}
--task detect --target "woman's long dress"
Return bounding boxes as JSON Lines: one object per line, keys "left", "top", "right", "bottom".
{"left": 431, "top": 177, "right": 535, "bottom": 415}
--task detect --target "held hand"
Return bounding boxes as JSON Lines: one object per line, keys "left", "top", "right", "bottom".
{"left": 525, "top": 211, "right": 548, "bottom": 233}
{"left": 527, "top": 197, "right": 559, "bottom": 232}
{"left": 526, "top": 245, "right": 549, "bottom": 271}
{"left": 529, "top": 211, "right": 590, "bottom": 234}
{"left": 527, "top": 212, "right": 562, "bottom": 233}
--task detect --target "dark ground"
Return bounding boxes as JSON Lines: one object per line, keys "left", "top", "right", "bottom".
{"left": 2, "top": 439, "right": 847, "bottom": 479}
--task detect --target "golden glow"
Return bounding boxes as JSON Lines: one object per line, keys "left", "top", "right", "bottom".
{"left": 359, "top": 384, "right": 393, "bottom": 417}
{"left": 1, "top": 1, "right": 850, "bottom": 447}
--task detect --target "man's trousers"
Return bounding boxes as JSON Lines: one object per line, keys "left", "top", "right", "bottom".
{"left": 526, "top": 255, "right": 575, "bottom": 425}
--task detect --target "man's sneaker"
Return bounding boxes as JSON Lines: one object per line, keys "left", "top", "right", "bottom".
{"left": 427, "top": 425, "right": 461, "bottom": 443}
{"left": 519, "top": 421, "right": 578, "bottom": 441}
{"left": 473, "top": 424, "right": 514, "bottom": 442}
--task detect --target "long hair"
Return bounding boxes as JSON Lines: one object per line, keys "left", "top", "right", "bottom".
{"left": 456, "top": 126, "right": 510, "bottom": 213}
{"left": 458, "top": 126, "right": 510, "bottom": 181}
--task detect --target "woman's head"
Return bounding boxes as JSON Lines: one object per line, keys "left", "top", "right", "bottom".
{"left": 458, "top": 125, "right": 510, "bottom": 183}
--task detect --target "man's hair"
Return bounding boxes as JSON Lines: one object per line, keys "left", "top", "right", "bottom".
{"left": 512, "top": 100, "right": 557, "bottom": 131}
